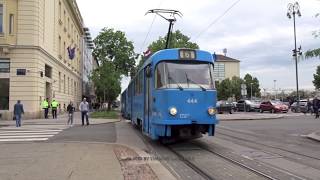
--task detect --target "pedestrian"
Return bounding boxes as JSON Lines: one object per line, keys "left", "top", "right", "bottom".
{"left": 67, "top": 101, "right": 75, "bottom": 126}
{"left": 51, "top": 99, "right": 59, "bottom": 119}
{"left": 79, "top": 98, "right": 89, "bottom": 126}
{"left": 13, "top": 100, "right": 24, "bottom": 127}
{"left": 41, "top": 98, "right": 49, "bottom": 119}
{"left": 313, "top": 97, "right": 319, "bottom": 118}
{"left": 307, "top": 99, "right": 313, "bottom": 115}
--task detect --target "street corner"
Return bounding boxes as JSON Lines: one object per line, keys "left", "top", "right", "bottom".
{"left": 306, "top": 131, "right": 320, "bottom": 142}
{"left": 113, "top": 144, "right": 176, "bottom": 180}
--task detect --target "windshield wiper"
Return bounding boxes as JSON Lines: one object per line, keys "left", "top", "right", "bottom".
{"left": 185, "top": 73, "right": 206, "bottom": 91}
{"left": 168, "top": 75, "right": 183, "bottom": 91}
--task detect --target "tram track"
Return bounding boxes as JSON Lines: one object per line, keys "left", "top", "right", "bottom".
{"left": 168, "top": 141, "right": 284, "bottom": 180}
{"left": 216, "top": 127, "right": 320, "bottom": 168}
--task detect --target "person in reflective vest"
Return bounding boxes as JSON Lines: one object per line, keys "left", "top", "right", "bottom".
{"left": 41, "top": 98, "right": 49, "bottom": 119}
{"left": 51, "top": 99, "right": 59, "bottom": 119}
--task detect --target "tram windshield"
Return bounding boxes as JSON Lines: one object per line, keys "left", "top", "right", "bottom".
{"left": 155, "top": 61, "right": 215, "bottom": 90}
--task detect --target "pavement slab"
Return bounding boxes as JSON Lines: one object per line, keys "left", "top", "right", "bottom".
{"left": 0, "top": 143, "right": 123, "bottom": 180}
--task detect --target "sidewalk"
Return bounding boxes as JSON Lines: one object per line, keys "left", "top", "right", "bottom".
{"left": 0, "top": 112, "right": 176, "bottom": 180}
{"left": 0, "top": 111, "right": 120, "bottom": 126}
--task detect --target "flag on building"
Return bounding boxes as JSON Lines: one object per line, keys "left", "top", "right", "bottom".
{"left": 67, "top": 46, "right": 76, "bottom": 60}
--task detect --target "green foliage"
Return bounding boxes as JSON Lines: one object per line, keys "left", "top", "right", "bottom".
{"left": 149, "top": 30, "right": 199, "bottom": 52}
{"left": 313, "top": 66, "right": 320, "bottom": 89}
{"left": 90, "top": 62, "right": 121, "bottom": 110}
{"left": 90, "top": 110, "right": 119, "bottom": 119}
{"left": 137, "top": 30, "right": 199, "bottom": 70}
{"left": 305, "top": 13, "right": 320, "bottom": 59}
{"left": 93, "top": 27, "right": 136, "bottom": 76}
{"left": 216, "top": 76, "right": 245, "bottom": 100}
{"left": 243, "top": 73, "right": 261, "bottom": 97}
{"left": 305, "top": 48, "right": 320, "bottom": 59}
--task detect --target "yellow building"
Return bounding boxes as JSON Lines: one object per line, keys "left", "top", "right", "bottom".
{"left": 0, "top": 0, "right": 86, "bottom": 120}
{"left": 214, "top": 54, "right": 240, "bottom": 81}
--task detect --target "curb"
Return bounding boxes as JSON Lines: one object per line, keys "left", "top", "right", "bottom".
{"left": 218, "top": 115, "right": 284, "bottom": 121}
{"left": 306, "top": 132, "right": 320, "bottom": 142}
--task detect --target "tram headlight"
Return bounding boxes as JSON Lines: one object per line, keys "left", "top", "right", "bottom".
{"left": 169, "top": 107, "right": 178, "bottom": 116}
{"left": 207, "top": 107, "right": 216, "bottom": 115}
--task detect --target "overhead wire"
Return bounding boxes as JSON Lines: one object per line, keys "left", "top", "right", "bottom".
{"left": 139, "top": 0, "right": 165, "bottom": 54}
{"left": 193, "top": 0, "right": 241, "bottom": 41}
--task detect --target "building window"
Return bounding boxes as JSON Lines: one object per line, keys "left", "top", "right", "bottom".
{"left": 58, "top": 72, "right": 61, "bottom": 92}
{"left": 0, "top": 4, "right": 3, "bottom": 33}
{"left": 9, "top": 14, "right": 14, "bottom": 34}
{"left": 58, "top": 1, "right": 61, "bottom": 20}
{"left": 67, "top": 77, "right": 70, "bottom": 94}
{"left": 63, "top": 41, "right": 66, "bottom": 60}
{"left": 58, "top": 36, "right": 61, "bottom": 56}
{"left": 0, "top": 78, "right": 9, "bottom": 110}
{"left": 45, "top": 64, "right": 52, "bottom": 78}
{"left": 16, "top": 69, "right": 26, "bottom": 75}
{"left": 213, "top": 63, "right": 225, "bottom": 81}
{"left": 63, "top": 10, "right": 66, "bottom": 25}
{"left": 64, "top": 74, "right": 66, "bottom": 93}
{"left": 0, "top": 58, "right": 10, "bottom": 73}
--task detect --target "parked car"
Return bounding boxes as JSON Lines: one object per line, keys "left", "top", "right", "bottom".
{"left": 290, "top": 101, "right": 311, "bottom": 113}
{"left": 260, "top": 100, "right": 288, "bottom": 113}
{"left": 216, "top": 100, "right": 233, "bottom": 114}
{"left": 236, "top": 100, "right": 256, "bottom": 112}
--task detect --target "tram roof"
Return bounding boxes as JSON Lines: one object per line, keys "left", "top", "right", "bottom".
{"left": 141, "top": 48, "right": 215, "bottom": 70}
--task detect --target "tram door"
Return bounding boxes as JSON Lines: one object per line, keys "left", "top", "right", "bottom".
{"left": 144, "top": 66, "right": 151, "bottom": 134}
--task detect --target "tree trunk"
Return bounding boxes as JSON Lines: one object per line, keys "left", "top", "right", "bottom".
{"left": 107, "top": 101, "right": 111, "bottom": 111}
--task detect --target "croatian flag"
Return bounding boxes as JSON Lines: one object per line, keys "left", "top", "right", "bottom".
{"left": 67, "top": 46, "right": 76, "bottom": 60}
{"left": 143, "top": 48, "right": 152, "bottom": 57}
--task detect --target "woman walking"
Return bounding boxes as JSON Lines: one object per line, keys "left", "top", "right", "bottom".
{"left": 67, "top": 101, "right": 75, "bottom": 126}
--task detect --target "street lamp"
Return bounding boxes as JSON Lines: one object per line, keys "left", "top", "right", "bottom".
{"left": 250, "top": 83, "right": 253, "bottom": 100}
{"left": 273, "top": 80, "right": 277, "bottom": 100}
{"left": 287, "top": 2, "right": 302, "bottom": 110}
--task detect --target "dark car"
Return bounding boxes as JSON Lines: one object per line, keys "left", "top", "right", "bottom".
{"left": 236, "top": 100, "right": 257, "bottom": 112}
{"left": 260, "top": 100, "right": 288, "bottom": 113}
{"left": 216, "top": 101, "right": 233, "bottom": 114}
{"left": 290, "top": 101, "right": 312, "bottom": 113}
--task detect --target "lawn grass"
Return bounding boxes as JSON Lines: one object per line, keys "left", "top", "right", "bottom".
{"left": 90, "top": 110, "right": 119, "bottom": 119}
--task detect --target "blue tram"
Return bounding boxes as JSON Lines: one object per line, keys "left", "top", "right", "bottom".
{"left": 121, "top": 48, "right": 218, "bottom": 140}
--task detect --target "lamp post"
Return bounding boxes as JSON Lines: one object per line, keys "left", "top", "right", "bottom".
{"left": 287, "top": 2, "right": 302, "bottom": 110}
{"left": 274, "top": 80, "right": 277, "bottom": 100}
{"left": 250, "top": 83, "right": 253, "bottom": 100}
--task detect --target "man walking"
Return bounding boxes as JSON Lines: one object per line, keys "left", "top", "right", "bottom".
{"left": 313, "top": 97, "right": 319, "bottom": 118}
{"left": 42, "top": 98, "right": 49, "bottom": 119}
{"left": 67, "top": 101, "right": 75, "bottom": 126}
{"left": 79, "top": 98, "right": 89, "bottom": 126}
{"left": 51, "top": 99, "right": 59, "bottom": 119}
{"left": 14, "top": 100, "right": 24, "bottom": 127}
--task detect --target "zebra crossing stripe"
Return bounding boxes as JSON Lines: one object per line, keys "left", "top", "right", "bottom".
{"left": 0, "top": 135, "right": 54, "bottom": 138}
{"left": 0, "top": 132, "right": 59, "bottom": 136}
{"left": 0, "top": 138, "right": 48, "bottom": 142}
{"left": 0, "top": 130, "right": 62, "bottom": 133}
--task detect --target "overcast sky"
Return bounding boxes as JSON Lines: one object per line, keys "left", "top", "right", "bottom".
{"left": 77, "top": 0, "right": 320, "bottom": 93}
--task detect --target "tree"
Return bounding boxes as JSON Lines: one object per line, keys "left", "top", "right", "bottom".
{"left": 305, "top": 13, "right": 320, "bottom": 59}
{"left": 93, "top": 27, "right": 136, "bottom": 76}
{"left": 230, "top": 76, "right": 245, "bottom": 100}
{"left": 90, "top": 62, "right": 121, "bottom": 110}
{"left": 137, "top": 30, "right": 199, "bottom": 70}
{"left": 243, "top": 73, "right": 261, "bottom": 98}
{"left": 217, "top": 78, "right": 232, "bottom": 100}
{"left": 313, "top": 65, "right": 320, "bottom": 89}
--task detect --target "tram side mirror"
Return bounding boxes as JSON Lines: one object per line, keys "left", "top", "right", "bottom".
{"left": 146, "top": 66, "right": 152, "bottom": 77}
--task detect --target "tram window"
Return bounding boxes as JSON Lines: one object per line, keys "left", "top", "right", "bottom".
{"left": 155, "top": 63, "right": 166, "bottom": 88}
